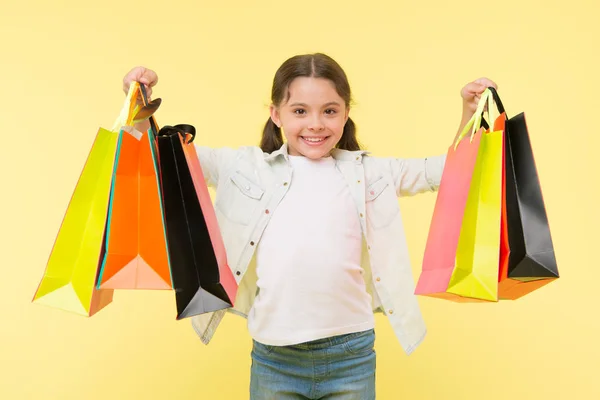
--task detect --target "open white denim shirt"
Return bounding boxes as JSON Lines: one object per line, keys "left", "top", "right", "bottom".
{"left": 191, "top": 143, "right": 446, "bottom": 355}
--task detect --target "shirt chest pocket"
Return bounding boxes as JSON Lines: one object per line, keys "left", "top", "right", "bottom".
{"left": 216, "top": 170, "right": 265, "bottom": 226}
{"left": 365, "top": 177, "right": 399, "bottom": 229}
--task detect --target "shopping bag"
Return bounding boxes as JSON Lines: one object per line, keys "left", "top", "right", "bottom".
{"left": 445, "top": 95, "right": 504, "bottom": 302}
{"left": 32, "top": 84, "right": 144, "bottom": 316}
{"left": 495, "top": 113, "right": 511, "bottom": 297}
{"left": 148, "top": 102, "right": 236, "bottom": 319}
{"left": 96, "top": 82, "right": 172, "bottom": 290}
{"left": 487, "top": 87, "right": 559, "bottom": 299}
{"left": 415, "top": 90, "right": 492, "bottom": 300}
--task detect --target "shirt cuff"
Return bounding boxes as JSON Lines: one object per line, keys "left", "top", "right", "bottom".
{"left": 424, "top": 154, "right": 447, "bottom": 191}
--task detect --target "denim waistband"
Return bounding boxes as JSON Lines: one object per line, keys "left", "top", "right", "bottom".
{"left": 256, "top": 329, "right": 375, "bottom": 350}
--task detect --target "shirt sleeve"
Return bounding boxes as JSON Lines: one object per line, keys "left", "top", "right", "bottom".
{"left": 194, "top": 145, "right": 238, "bottom": 188}
{"left": 380, "top": 154, "right": 447, "bottom": 197}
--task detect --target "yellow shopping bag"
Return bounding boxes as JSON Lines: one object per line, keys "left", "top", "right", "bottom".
{"left": 32, "top": 83, "right": 153, "bottom": 316}
{"left": 445, "top": 92, "right": 504, "bottom": 302}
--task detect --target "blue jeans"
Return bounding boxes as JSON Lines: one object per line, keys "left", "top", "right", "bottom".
{"left": 250, "top": 329, "right": 376, "bottom": 399}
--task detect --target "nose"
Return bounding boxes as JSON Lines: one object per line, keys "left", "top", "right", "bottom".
{"left": 308, "top": 115, "right": 325, "bottom": 132}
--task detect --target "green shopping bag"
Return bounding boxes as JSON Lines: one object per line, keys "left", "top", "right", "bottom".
{"left": 32, "top": 83, "right": 153, "bottom": 316}
{"left": 446, "top": 91, "right": 504, "bottom": 302}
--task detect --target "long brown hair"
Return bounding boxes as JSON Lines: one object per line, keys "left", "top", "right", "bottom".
{"left": 260, "top": 53, "right": 361, "bottom": 153}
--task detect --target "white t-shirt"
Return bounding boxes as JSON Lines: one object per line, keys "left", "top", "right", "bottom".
{"left": 247, "top": 154, "right": 374, "bottom": 346}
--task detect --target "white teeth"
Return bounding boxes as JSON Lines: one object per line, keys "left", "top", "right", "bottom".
{"left": 303, "top": 137, "right": 325, "bottom": 142}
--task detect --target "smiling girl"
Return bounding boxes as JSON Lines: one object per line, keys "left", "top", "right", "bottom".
{"left": 124, "top": 53, "right": 497, "bottom": 400}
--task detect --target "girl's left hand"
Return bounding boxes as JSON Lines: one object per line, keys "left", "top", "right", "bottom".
{"left": 461, "top": 77, "right": 498, "bottom": 115}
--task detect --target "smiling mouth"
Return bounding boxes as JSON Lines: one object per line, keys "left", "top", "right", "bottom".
{"left": 301, "top": 136, "right": 329, "bottom": 144}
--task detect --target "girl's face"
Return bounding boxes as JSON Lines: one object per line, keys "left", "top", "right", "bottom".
{"left": 270, "top": 77, "right": 349, "bottom": 159}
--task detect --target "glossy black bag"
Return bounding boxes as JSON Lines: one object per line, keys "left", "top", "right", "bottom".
{"left": 487, "top": 87, "right": 559, "bottom": 299}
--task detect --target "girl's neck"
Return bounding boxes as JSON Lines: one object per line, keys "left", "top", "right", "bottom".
{"left": 288, "top": 154, "right": 335, "bottom": 167}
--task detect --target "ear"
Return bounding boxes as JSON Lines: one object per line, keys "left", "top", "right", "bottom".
{"left": 344, "top": 106, "right": 350, "bottom": 123}
{"left": 269, "top": 104, "right": 281, "bottom": 128}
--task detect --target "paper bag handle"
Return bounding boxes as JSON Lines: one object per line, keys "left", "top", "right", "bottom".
{"left": 486, "top": 86, "right": 506, "bottom": 114}
{"left": 111, "top": 81, "right": 143, "bottom": 132}
{"left": 453, "top": 88, "right": 492, "bottom": 149}
{"left": 157, "top": 123, "right": 196, "bottom": 144}
{"left": 479, "top": 87, "right": 506, "bottom": 131}
{"left": 453, "top": 86, "right": 509, "bottom": 150}
{"left": 138, "top": 83, "right": 161, "bottom": 137}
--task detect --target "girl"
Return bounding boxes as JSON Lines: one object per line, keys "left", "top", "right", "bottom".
{"left": 124, "top": 53, "right": 497, "bottom": 400}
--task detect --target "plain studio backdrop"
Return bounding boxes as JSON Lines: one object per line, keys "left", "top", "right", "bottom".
{"left": 1, "top": 1, "right": 598, "bottom": 398}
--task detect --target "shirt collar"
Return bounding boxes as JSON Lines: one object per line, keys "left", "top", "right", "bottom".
{"left": 264, "top": 143, "right": 369, "bottom": 163}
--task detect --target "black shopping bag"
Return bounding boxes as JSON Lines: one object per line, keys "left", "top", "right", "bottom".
{"left": 155, "top": 124, "right": 237, "bottom": 319}
{"left": 488, "top": 87, "right": 559, "bottom": 299}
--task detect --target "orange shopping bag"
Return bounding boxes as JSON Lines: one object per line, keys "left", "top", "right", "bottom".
{"left": 96, "top": 82, "right": 172, "bottom": 289}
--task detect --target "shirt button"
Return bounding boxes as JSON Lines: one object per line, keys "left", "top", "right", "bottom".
{"left": 359, "top": 213, "right": 364, "bottom": 218}
{"left": 265, "top": 209, "right": 270, "bottom": 214}
{"left": 368, "top": 245, "right": 371, "bottom": 250}
{"left": 376, "top": 277, "right": 380, "bottom": 282}
{"left": 355, "top": 156, "right": 360, "bottom": 160}
{"left": 245, "top": 185, "right": 250, "bottom": 190}
{"left": 370, "top": 191, "right": 375, "bottom": 195}
{"left": 389, "top": 309, "right": 394, "bottom": 314}
{"left": 236, "top": 271, "right": 241, "bottom": 276}
{"left": 283, "top": 182, "right": 288, "bottom": 186}
{"left": 357, "top": 180, "right": 361, "bottom": 184}
{"left": 250, "top": 241, "right": 255, "bottom": 246}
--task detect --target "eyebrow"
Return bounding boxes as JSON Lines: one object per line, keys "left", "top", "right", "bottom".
{"left": 288, "top": 101, "right": 342, "bottom": 108}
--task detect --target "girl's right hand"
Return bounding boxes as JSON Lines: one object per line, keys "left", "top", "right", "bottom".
{"left": 122, "top": 66, "right": 159, "bottom": 100}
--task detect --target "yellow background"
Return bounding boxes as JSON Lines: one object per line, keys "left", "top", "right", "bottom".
{"left": 1, "top": 0, "right": 598, "bottom": 398}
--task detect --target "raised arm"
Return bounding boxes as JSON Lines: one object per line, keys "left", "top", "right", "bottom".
{"left": 381, "top": 77, "right": 499, "bottom": 196}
